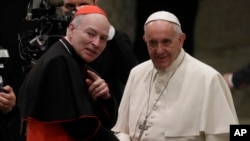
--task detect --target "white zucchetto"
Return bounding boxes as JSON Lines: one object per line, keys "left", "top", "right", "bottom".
{"left": 145, "top": 11, "right": 181, "bottom": 27}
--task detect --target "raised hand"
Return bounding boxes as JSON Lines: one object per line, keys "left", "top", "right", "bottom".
{"left": 85, "top": 70, "right": 111, "bottom": 100}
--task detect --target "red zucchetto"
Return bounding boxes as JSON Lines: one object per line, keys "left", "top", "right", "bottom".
{"left": 74, "top": 5, "right": 107, "bottom": 18}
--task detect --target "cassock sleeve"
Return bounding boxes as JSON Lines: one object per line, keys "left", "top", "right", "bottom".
{"left": 93, "top": 97, "right": 118, "bottom": 129}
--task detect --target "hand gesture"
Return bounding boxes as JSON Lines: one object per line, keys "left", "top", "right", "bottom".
{"left": 85, "top": 70, "right": 111, "bottom": 100}
{"left": 0, "top": 85, "right": 16, "bottom": 113}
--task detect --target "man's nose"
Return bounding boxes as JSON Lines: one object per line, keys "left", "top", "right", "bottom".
{"left": 92, "top": 37, "right": 101, "bottom": 47}
{"left": 155, "top": 45, "right": 165, "bottom": 53}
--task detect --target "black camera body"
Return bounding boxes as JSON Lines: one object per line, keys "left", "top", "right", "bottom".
{"left": 18, "top": 0, "right": 75, "bottom": 73}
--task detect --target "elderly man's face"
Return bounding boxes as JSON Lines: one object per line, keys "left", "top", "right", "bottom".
{"left": 143, "top": 20, "right": 185, "bottom": 70}
{"left": 67, "top": 14, "right": 109, "bottom": 62}
{"left": 62, "top": 0, "right": 96, "bottom": 14}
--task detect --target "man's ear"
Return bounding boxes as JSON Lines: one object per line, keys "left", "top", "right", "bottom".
{"left": 143, "top": 35, "right": 146, "bottom": 43}
{"left": 67, "top": 23, "right": 74, "bottom": 36}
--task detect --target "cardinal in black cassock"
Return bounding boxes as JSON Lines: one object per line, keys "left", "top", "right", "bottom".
{"left": 18, "top": 5, "right": 119, "bottom": 141}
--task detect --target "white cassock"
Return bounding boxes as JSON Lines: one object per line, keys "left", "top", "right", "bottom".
{"left": 112, "top": 49, "right": 238, "bottom": 141}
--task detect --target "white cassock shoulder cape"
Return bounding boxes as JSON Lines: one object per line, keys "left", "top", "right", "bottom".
{"left": 112, "top": 49, "right": 238, "bottom": 140}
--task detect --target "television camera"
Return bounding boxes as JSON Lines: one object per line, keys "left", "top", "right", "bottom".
{"left": 18, "top": 0, "right": 75, "bottom": 73}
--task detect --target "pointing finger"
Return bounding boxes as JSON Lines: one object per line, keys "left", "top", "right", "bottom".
{"left": 87, "top": 70, "right": 100, "bottom": 81}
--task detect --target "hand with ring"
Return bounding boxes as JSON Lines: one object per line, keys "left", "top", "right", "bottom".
{"left": 0, "top": 85, "right": 16, "bottom": 113}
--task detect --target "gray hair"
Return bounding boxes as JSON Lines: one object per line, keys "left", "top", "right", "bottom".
{"left": 66, "top": 15, "right": 83, "bottom": 36}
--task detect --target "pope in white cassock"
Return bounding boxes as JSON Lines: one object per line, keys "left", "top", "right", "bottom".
{"left": 112, "top": 11, "right": 239, "bottom": 141}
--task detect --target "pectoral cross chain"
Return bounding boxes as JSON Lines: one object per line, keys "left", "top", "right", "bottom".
{"left": 138, "top": 119, "right": 149, "bottom": 141}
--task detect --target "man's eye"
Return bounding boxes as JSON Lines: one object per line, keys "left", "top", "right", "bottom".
{"left": 100, "top": 36, "right": 108, "bottom": 42}
{"left": 87, "top": 32, "right": 95, "bottom": 37}
{"left": 149, "top": 41, "right": 157, "bottom": 47}
{"left": 162, "top": 40, "right": 171, "bottom": 46}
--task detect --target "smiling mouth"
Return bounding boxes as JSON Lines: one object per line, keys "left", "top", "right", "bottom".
{"left": 156, "top": 55, "right": 168, "bottom": 59}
